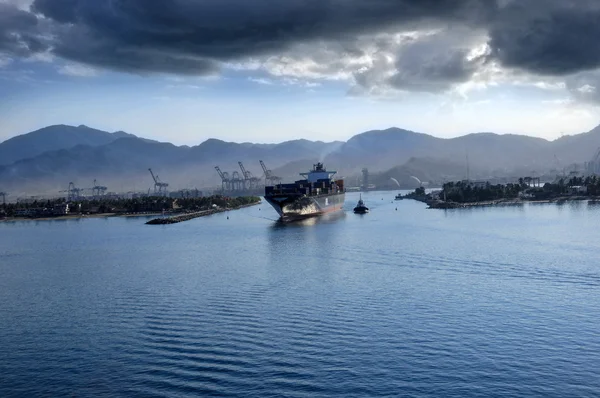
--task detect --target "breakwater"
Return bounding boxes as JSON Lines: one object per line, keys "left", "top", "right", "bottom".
{"left": 146, "top": 203, "right": 258, "bottom": 225}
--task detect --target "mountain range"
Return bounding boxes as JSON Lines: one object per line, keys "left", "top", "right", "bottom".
{"left": 1, "top": 124, "right": 599, "bottom": 198}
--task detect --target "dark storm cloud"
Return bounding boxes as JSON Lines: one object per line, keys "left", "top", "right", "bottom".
{"left": 488, "top": 0, "right": 600, "bottom": 76}
{"left": 26, "top": 0, "right": 494, "bottom": 75}
{"left": 4, "top": 0, "right": 600, "bottom": 88}
{"left": 387, "top": 30, "right": 486, "bottom": 92}
{"left": 0, "top": 2, "right": 46, "bottom": 57}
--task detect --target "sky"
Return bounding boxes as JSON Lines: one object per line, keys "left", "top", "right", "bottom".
{"left": 2, "top": 0, "right": 600, "bottom": 145}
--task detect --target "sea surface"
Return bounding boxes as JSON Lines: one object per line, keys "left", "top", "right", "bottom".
{"left": 1, "top": 191, "right": 600, "bottom": 397}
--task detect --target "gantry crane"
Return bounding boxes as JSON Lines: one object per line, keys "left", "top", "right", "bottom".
{"left": 60, "top": 182, "right": 84, "bottom": 201}
{"left": 231, "top": 171, "right": 244, "bottom": 191}
{"left": 148, "top": 168, "right": 169, "bottom": 196}
{"left": 260, "top": 160, "right": 281, "bottom": 186}
{"left": 91, "top": 179, "right": 108, "bottom": 197}
{"left": 238, "top": 161, "right": 261, "bottom": 190}
{"left": 215, "top": 166, "right": 231, "bottom": 191}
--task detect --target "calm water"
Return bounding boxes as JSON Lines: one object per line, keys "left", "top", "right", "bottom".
{"left": 1, "top": 192, "right": 600, "bottom": 397}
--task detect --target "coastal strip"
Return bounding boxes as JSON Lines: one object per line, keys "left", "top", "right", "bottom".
{"left": 1, "top": 195, "right": 261, "bottom": 223}
{"left": 399, "top": 181, "right": 595, "bottom": 209}
{"left": 146, "top": 203, "right": 258, "bottom": 225}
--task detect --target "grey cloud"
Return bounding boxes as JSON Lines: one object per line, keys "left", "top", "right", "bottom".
{"left": 27, "top": 0, "right": 492, "bottom": 75}
{"left": 350, "top": 29, "right": 487, "bottom": 95}
{"left": 387, "top": 30, "right": 487, "bottom": 92}
{"left": 565, "top": 71, "right": 600, "bottom": 103}
{"left": 389, "top": 49, "right": 480, "bottom": 92}
{"left": 0, "top": 2, "right": 46, "bottom": 57}
{"left": 3, "top": 0, "right": 600, "bottom": 99}
{"left": 488, "top": 0, "right": 600, "bottom": 76}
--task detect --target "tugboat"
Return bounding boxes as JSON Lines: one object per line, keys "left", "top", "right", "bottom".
{"left": 353, "top": 194, "right": 369, "bottom": 214}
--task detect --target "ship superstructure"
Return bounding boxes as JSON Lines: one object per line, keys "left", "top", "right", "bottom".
{"left": 264, "top": 162, "right": 345, "bottom": 221}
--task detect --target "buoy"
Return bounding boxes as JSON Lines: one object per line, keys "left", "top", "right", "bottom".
{"left": 395, "top": 208, "right": 397, "bottom": 211}
{"left": 227, "top": 216, "right": 229, "bottom": 220}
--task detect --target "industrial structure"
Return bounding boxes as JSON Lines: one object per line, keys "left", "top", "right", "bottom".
{"left": 61, "top": 182, "right": 84, "bottom": 201}
{"left": 260, "top": 160, "right": 281, "bottom": 186}
{"left": 0, "top": 191, "right": 6, "bottom": 205}
{"left": 148, "top": 168, "right": 169, "bottom": 196}
{"left": 215, "top": 161, "right": 270, "bottom": 194}
{"left": 231, "top": 171, "right": 244, "bottom": 191}
{"left": 585, "top": 147, "right": 600, "bottom": 175}
{"left": 91, "top": 179, "right": 107, "bottom": 197}
{"left": 362, "top": 168, "right": 369, "bottom": 191}
{"left": 215, "top": 166, "right": 231, "bottom": 191}
{"left": 239, "top": 162, "right": 261, "bottom": 190}
{"left": 169, "top": 189, "right": 203, "bottom": 199}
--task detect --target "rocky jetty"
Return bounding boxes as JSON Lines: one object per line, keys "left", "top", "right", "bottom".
{"left": 146, "top": 210, "right": 216, "bottom": 224}
{"left": 146, "top": 203, "right": 257, "bottom": 225}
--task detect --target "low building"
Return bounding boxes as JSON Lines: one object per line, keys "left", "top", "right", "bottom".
{"left": 567, "top": 186, "right": 587, "bottom": 195}
{"left": 519, "top": 191, "right": 535, "bottom": 199}
{"left": 14, "top": 208, "right": 43, "bottom": 217}
{"left": 170, "top": 189, "right": 203, "bottom": 199}
{"left": 461, "top": 180, "right": 488, "bottom": 188}
{"left": 53, "top": 203, "right": 70, "bottom": 215}
{"left": 430, "top": 190, "right": 443, "bottom": 200}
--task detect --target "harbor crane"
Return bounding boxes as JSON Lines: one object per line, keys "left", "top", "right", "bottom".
{"left": 148, "top": 168, "right": 169, "bottom": 196}
{"left": 260, "top": 160, "right": 281, "bottom": 186}
{"left": 231, "top": 171, "right": 244, "bottom": 191}
{"left": 238, "top": 161, "right": 261, "bottom": 190}
{"left": 0, "top": 191, "right": 6, "bottom": 205}
{"left": 215, "top": 166, "right": 231, "bottom": 191}
{"left": 91, "top": 179, "right": 107, "bottom": 197}
{"left": 60, "top": 182, "right": 84, "bottom": 201}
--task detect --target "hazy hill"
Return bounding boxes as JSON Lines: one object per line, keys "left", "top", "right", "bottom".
{"left": 189, "top": 138, "right": 342, "bottom": 166}
{"left": 2, "top": 123, "right": 600, "bottom": 198}
{"left": 0, "top": 129, "right": 342, "bottom": 196}
{"left": 323, "top": 127, "right": 598, "bottom": 178}
{"left": 326, "top": 128, "right": 443, "bottom": 171}
{"left": 0, "top": 125, "right": 137, "bottom": 166}
{"left": 549, "top": 125, "right": 600, "bottom": 166}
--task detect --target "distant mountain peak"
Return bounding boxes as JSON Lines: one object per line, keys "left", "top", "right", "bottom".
{"left": 0, "top": 124, "right": 140, "bottom": 167}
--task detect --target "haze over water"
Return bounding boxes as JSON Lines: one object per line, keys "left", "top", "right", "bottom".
{"left": 1, "top": 192, "right": 600, "bottom": 397}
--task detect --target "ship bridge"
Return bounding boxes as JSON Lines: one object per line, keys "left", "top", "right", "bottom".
{"left": 300, "top": 162, "right": 337, "bottom": 183}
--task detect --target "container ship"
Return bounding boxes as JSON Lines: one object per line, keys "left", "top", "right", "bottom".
{"left": 264, "top": 162, "right": 345, "bottom": 221}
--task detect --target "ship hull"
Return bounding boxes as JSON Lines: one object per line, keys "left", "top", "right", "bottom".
{"left": 264, "top": 192, "right": 345, "bottom": 221}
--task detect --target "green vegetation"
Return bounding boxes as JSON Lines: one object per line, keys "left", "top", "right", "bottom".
{"left": 402, "top": 186, "right": 427, "bottom": 199}
{"left": 435, "top": 176, "right": 600, "bottom": 204}
{"left": 0, "top": 195, "right": 261, "bottom": 219}
{"left": 442, "top": 181, "right": 523, "bottom": 203}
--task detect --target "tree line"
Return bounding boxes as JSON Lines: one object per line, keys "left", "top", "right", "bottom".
{"left": 435, "top": 175, "right": 600, "bottom": 204}
{"left": 0, "top": 195, "right": 261, "bottom": 218}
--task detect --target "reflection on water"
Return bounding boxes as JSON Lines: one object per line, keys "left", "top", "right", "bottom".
{"left": 2, "top": 195, "right": 600, "bottom": 397}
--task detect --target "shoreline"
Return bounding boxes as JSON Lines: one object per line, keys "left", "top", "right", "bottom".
{"left": 413, "top": 196, "right": 596, "bottom": 209}
{"left": 0, "top": 212, "right": 164, "bottom": 223}
{"left": 0, "top": 204, "right": 259, "bottom": 223}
